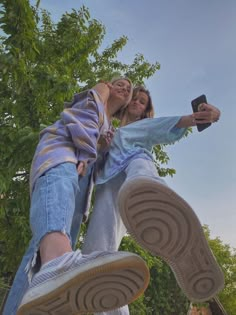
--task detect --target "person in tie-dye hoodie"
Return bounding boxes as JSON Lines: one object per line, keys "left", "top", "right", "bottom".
{"left": 4, "top": 79, "right": 151, "bottom": 315}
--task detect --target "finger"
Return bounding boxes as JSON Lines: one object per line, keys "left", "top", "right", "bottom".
{"left": 106, "top": 82, "right": 113, "bottom": 89}
{"left": 194, "top": 113, "right": 214, "bottom": 123}
{"left": 194, "top": 111, "right": 211, "bottom": 119}
{"left": 193, "top": 112, "right": 204, "bottom": 120}
{"left": 198, "top": 103, "right": 208, "bottom": 111}
{"left": 77, "top": 164, "right": 83, "bottom": 175}
{"left": 107, "top": 130, "right": 114, "bottom": 136}
{"left": 195, "top": 119, "right": 211, "bottom": 124}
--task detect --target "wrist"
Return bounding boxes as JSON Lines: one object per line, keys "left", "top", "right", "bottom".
{"left": 190, "top": 114, "right": 197, "bottom": 126}
{"left": 176, "top": 115, "right": 195, "bottom": 128}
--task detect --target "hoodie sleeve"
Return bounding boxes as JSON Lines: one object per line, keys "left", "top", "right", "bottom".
{"left": 61, "top": 90, "right": 103, "bottom": 163}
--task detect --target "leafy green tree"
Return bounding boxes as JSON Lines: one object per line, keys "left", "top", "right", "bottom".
{"left": 203, "top": 225, "right": 236, "bottom": 315}
{"left": 119, "top": 227, "right": 236, "bottom": 315}
{"left": 120, "top": 236, "right": 189, "bottom": 315}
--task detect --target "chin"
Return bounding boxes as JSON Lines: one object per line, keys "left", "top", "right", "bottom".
{"left": 118, "top": 97, "right": 128, "bottom": 105}
{"left": 129, "top": 110, "right": 137, "bottom": 115}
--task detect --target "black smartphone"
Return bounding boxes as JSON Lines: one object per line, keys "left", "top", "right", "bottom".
{"left": 191, "top": 94, "right": 211, "bottom": 132}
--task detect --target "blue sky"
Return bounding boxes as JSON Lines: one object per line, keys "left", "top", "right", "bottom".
{"left": 35, "top": 0, "right": 235, "bottom": 248}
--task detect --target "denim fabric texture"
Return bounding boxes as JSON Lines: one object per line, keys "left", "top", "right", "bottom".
{"left": 96, "top": 116, "right": 187, "bottom": 185}
{"left": 30, "top": 163, "right": 79, "bottom": 245}
{"left": 3, "top": 162, "right": 87, "bottom": 315}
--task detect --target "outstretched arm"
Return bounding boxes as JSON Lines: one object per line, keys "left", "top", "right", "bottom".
{"left": 176, "top": 103, "right": 221, "bottom": 128}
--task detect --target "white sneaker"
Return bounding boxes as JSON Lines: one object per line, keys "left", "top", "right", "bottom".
{"left": 118, "top": 176, "right": 224, "bottom": 302}
{"left": 17, "top": 250, "right": 150, "bottom": 315}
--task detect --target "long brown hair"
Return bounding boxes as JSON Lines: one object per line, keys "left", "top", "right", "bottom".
{"left": 120, "top": 85, "right": 155, "bottom": 126}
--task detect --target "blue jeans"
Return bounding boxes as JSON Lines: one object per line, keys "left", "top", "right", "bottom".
{"left": 3, "top": 162, "right": 90, "bottom": 315}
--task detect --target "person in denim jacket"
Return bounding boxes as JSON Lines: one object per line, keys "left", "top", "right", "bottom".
{"left": 82, "top": 86, "right": 223, "bottom": 315}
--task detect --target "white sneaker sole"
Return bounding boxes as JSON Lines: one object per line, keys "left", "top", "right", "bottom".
{"left": 118, "top": 177, "right": 224, "bottom": 302}
{"left": 17, "top": 252, "right": 150, "bottom": 315}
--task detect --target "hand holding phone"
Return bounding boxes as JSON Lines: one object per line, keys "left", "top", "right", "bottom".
{"left": 191, "top": 94, "right": 211, "bottom": 132}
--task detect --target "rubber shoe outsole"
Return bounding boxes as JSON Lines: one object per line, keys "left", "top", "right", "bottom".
{"left": 118, "top": 177, "right": 224, "bottom": 302}
{"left": 17, "top": 252, "right": 150, "bottom": 315}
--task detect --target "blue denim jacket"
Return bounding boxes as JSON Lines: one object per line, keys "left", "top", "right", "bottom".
{"left": 96, "top": 116, "right": 187, "bottom": 185}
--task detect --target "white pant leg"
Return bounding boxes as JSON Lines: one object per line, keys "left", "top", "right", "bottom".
{"left": 82, "top": 158, "right": 162, "bottom": 315}
{"left": 82, "top": 158, "right": 165, "bottom": 254}
{"left": 125, "top": 158, "right": 167, "bottom": 185}
{"left": 82, "top": 173, "right": 129, "bottom": 315}
{"left": 82, "top": 172, "right": 127, "bottom": 254}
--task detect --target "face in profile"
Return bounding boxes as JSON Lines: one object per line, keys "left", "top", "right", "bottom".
{"left": 128, "top": 91, "right": 149, "bottom": 119}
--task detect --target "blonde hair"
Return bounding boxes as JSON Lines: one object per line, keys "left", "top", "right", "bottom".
{"left": 120, "top": 85, "right": 155, "bottom": 126}
{"left": 110, "top": 76, "right": 133, "bottom": 119}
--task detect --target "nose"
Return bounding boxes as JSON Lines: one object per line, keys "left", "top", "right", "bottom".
{"left": 123, "top": 85, "right": 130, "bottom": 95}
